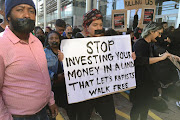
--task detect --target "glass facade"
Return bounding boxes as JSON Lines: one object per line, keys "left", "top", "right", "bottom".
{"left": 36, "top": 0, "right": 180, "bottom": 29}
{"left": 37, "top": 0, "right": 86, "bottom": 29}
{"left": 155, "top": 0, "right": 179, "bottom": 26}
{"left": 98, "top": 0, "right": 180, "bottom": 28}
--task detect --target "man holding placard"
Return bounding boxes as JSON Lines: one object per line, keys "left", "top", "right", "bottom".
{"left": 72, "top": 9, "right": 116, "bottom": 120}
{"left": 60, "top": 9, "right": 136, "bottom": 120}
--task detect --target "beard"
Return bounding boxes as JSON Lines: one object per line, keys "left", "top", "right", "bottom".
{"left": 10, "top": 16, "right": 35, "bottom": 34}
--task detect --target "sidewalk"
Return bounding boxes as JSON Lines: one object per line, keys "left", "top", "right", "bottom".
{"left": 57, "top": 92, "right": 180, "bottom": 120}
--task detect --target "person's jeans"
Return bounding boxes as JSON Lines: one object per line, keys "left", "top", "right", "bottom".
{"left": 13, "top": 107, "right": 49, "bottom": 120}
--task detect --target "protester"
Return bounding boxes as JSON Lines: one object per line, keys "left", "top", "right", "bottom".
{"left": 133, "top": 9, "right": 143, "bottom": 40}
{"left": 44, "top": 30, "right": 75, "bottom": 119}
{"left": 72, "top": 27, "right": 81, "bottom": 38}
{"left": 126, "top": 29, "right": 135, "bottom": 46}
{"left": 75, "top": 26, "right": 88, "bottom": 38}
{"left": 0, "top": 0, "right": 8, "bottom": 32}
{"left": 63, "top": 24, "right": 73, "bottom": 39}
{"left": 34, "top": 26, "right": 45, "bottom": 46}
{"left": 153, "top": 37, "right": 179, "bottom": 101}
{"left": 169, "top": 25, "right": 180, "bottom": 56}
{"left": 45, "top": 26, "right": 52, "bottom": 36}
{"left": 155, "top": 22, "right": 170, "bottom": 50}
{"left": 55, "top": 19, "right": 66, "bottom": 36}
{"left": 166, "top": 26, "right": 175, "bottom": 44}
{"left": 130, "top": 22, "right": 171, "bottom": 120}
{"left": 161, "top": 22, "right": 168, "bottom": 31}
{"left": 0, "top": 0, "right": 58, "bottom": 119}
{"left": 75, "top": 20, "right": 89, "bottom": 38}
{"left": 105, "top": 28, "right": 118, "bottom": 36}
{"left": 151, "top": 24, "right": 180, "bottom": 110}
{"left": 167, "top": 26, "right": 175, "bottom": 32}
{"left": 72, "top": 9, "right": 116, "bottom": 120}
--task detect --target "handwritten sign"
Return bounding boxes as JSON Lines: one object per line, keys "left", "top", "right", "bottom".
{"left": 124, "top": 0, "right": 155, "bottom": 10}
{"left": 112, "top": 10, "right": 127, "bottom": 32}
{"left": 61, "top": 35, "right": 136, "bottom": 104}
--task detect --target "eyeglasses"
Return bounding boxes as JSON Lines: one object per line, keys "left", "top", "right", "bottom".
{"left": 158, "top": 32, "right": 162, "bottom": 35}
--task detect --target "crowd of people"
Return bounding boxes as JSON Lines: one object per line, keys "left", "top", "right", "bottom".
{"left": 1, "top": 0, "right": 180, "bottom": 120}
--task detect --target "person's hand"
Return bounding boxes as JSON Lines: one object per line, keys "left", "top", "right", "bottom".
{"left": 137, "top": 19, "right": 143, "bottom": 28}
{"left": 160, "top": 52, "right": 171, "bottom": 60}
{"left": 135, "top": 9, "right": 139, "bottom": 15}
{"left": 164, "top": 37, "right": 171, "bottom": 43}
{"left": 49, "top": 104, "right": 58, "bottom": 118}
{"left": 131, "top": 52, "right": 136, "bottom": 60}
{"left": 58, "top": 50, "right": 64, "bottom": 61}
{"left": 172, "top": 55, "right": 180, "bottom": 62}
{"left": 153, "top": 88, "right": 162, "bottom": 100}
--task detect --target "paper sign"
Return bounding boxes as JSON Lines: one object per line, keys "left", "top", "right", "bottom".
{"left": 141, "top": 5, "right": 156, "bottom": 26}
{"left": 61, "top": 35, "right": 136, "bottom": 104}
{"left": 143, "top": 8, "right": 154, "bottom": 24}
{"left": 114, "top": 13, "right": 125, "bottom": 29}
{"left": 124, "top": 0, "right": 155, "bottom": 10}
{"left": 112, "top": 10, "right": 127, "bottom": 32}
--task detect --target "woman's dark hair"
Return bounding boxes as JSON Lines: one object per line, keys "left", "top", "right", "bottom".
{"left": 72, "top": 28, "right": 81, "bottom": 37}
{"left": 161, "top": 22, "right": 167, "bottom": 26}
{"left": 126, "top": 28, "right": 133, "bottom": 35}
{"left": 44, "top": 30, "right": 62, "bottom": 47}
{"left": 46, "top": 26, "right": 52, "bottom": 31}
{"left": 167, "top": 26, "right": 174, "bottom": 32}
{"left": 65, "top": 24, "right": 72, "bottom": 29}
{"left": 55, "top": 19, "right": 66, "bottom": 28}
{"left": 105, "top": 28, "right": 118, "bottom": 36}
{"left": 34, "top": 26, "right": 44, "bottom": 36}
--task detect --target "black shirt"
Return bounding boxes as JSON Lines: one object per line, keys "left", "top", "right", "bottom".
{"left": 133, "top": 39, "right": 159, "bottom": 92}
{"left": 75, "top": 32, "right": 85, "bottom": 38}
{"left": 153, "top": 42, "right": 178, "bottom": 84}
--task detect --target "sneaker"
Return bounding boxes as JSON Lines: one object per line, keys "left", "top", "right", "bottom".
{"left": 176, "top": 101, "right": 180, "bottom": 107}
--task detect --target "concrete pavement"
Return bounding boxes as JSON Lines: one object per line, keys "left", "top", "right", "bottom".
{"left": 57, "top": 92, "right": 180, "bottom": 120}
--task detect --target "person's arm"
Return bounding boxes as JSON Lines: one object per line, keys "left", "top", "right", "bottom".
{"left": 0, "top": 55, "right": 13, "bottom": 120}
{"left": 149, "top": 52, "right": 171, "bottom": 64}
{"left": 171, "top": 54, "right": 180, "bottom": 61}
{"left": 133, "top": 9, "right": 139, "bottom": 30}
{"left": 48, "top": 91, "right": 58, "bottom": 118}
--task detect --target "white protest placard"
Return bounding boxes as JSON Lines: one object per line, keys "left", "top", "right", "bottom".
{"left": 61, "top": 35, "right": 136, "bottom": 104}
